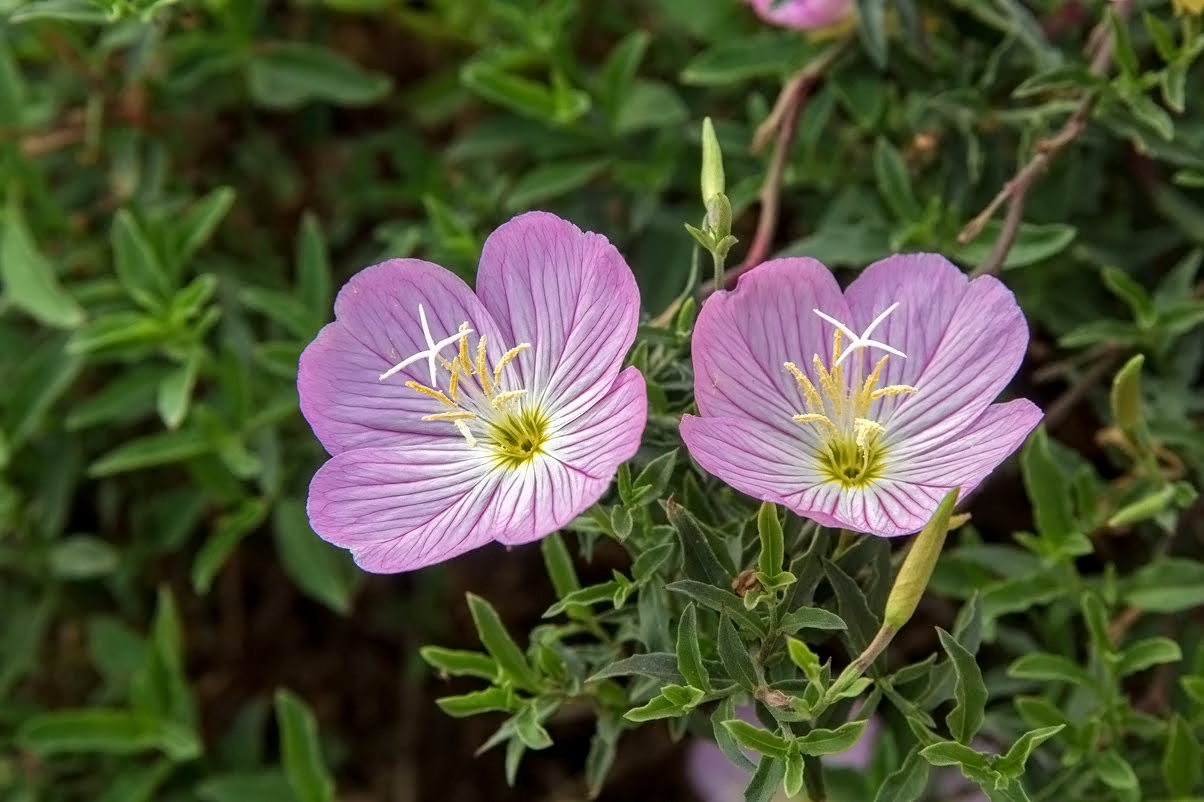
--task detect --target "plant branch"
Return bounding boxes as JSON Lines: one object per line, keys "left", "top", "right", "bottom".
{"left": 961, "top": 0, "right": 1135, "bottom": 277}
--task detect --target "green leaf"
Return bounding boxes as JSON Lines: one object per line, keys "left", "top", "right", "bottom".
{"left": 823, "top": 559, "right": 879, "bottom": 656}
{"left": 192, "top": 498, "right": 270, "bottom": 594}
{"left": 1094, "top": 750, "right": 1138, "bottom": 790}
{"left": 1019, "top": 427, "right": 1078, "bottom": 553}
{"left": 419, "top": 647, "right": 497, "bottom": 681}
{"left": 778, "top": 606, "right": 847, "bottom": 634}
{"left": 157, "top": 356, "right": 199, "bottom": 430}
{"left": 295, "top": 212, "right": 332, "bottom": 323}
{"left": 436, "top": 687, "right": 514, "bottom": 718}
{"left": 631, "top": 449, "right": 678, "bottom": 506}
{"left": 995, "top": 725, "right": 1065, "bottom": 779}
{"left": 786, "top": 637, "right": 821, "bottom": 684}
{"left": 540, "top": 533, "right": 581, "bottom": 599}
{"left": 873, "top": 138, "right": 920, "bottom": 221}
{"left": 17, "top": 709, "right": 200, "bottom": 761}
{"left": 1123, "top": 558, "right": 1204, "bottom": 613}
{"left": 9, "top": 0, "right": 108, "bottom": 23}
{"left": 953, "top": 221, "right": 1076, "bottom": 269}
{"left": 614, "top": 80, "right": 689, "bottom": 135}
{"left": 666, "top": 501, "right": 732, "bottom": 586}
{"left": 937, "top": 628, "right": 987, "bottom": 744}
{"left": 675, "top": 603, "right": 710, "bottom": 691}
{"left": 513, "top": 703, "right": 553, "bottom": 749}
{"left": 112, "top": 210, "right": 171, "bottom": 309}
{"left": 1008, "top": 653, "right": 1099, "bottom": 693}
{"left": 721, "top": 718, "right": 788, "bottom": 759}
{"left": 680, "top": 32, "right": 806, "bottom": 85}
{"left": 506, "top": 159, "right": 609, "bottom": 212}
{"left": 1102, "top": 267, "right": 1155, "bottom": 328}
{"left": 130, "top": 587, "right": 195, "bottom": 730}
{"left": 274, "top": 690, "right": 335, "bottom": 802}
{"left": 1162, "top": 715, "right": 1201, "bottom": 798}
{"left": 796, "top": 720, "right": 868, "bottom": 756}
{"left": 856, "top": 0, "right": 889, "bottom": 67}
{"left": 919, "top": 740, "right": 987, "bottom": 770}
{"left": 48, "top": 534, "right": 119, "bottom": 580}
{"left": 667, "top": 579, "right": 764, "bottom": 636}
{"left": 466, "top": 594, "right": 540, "bottom": 691}
{"left": 588, "top": 652, "right": 682, "bottom": 684}
{"left": 87, "top": 427, "right": 213, "bottom": 477}
{"left": 717, "top": 614, "right": 759, "bottom": 690}
{"left": 756, "top": 501, "right": 785, "bottom": 580}
{"left": 1, "top": 194, "right": 85, "bottom": 328}
{"left": 873, "top": 749, "right": 930, "bottom": 802}
{"left": 248, "top": 43, "right": 390, "bottom": 108}
{"left": 460, "top": 62, "right": 588, "bottom": 124}
{"left": 272, "top": 498, "right": 358, "bottom": 615}
{"left": 624, "top": 693, "right": 686, "bottom": 722}
{"left": 196, "top": 770, "right": 297, "bottom": 802}
{"left": 178, "top": 187, "right": 236, "bottom": 266}
{"left": 744, "top": 754, "right": 786, "bottom": 802}
{"left": 1105, "top": 5, "right": 1138, "bottom": 79}
{"left": 1117, "top": 637, "right": 1182, "bottom": 677}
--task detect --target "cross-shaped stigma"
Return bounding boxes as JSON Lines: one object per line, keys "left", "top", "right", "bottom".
{"left": 379, "top": 304, "right": 473, "bottom": 386}
{"left": 813, "top": 302, "right": 907, "bottom": 368}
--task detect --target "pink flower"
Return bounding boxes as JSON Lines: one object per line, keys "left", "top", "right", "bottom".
{"left": 746, "top": 0, "right": 853, "bottom": 30}
{"left": 298, "top": 212, "right": 647, "bottom": 572}
{"left": 680, "top": 254, "right": 1041, "bottom": 536}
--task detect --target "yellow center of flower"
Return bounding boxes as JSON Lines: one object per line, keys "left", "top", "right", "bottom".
{"left": 784, "top": 305, "right": 918, "bottom": 489}
{"left": 379, "top": 305, "right": 546, "bottom": 470}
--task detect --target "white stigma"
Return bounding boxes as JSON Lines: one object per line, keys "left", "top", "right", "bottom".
{"left": 379, "top": 303, "right": 473, "bottom": 385}
{"left": 813, "top": 302, "right": 907, "bottom": 368}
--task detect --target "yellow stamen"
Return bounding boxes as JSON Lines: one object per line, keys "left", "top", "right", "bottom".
{"left": 457, "top": 324, "right": 473, "bottom": 376}
{"left": 490, "top": 389, "right": 527, "bottom": 409}
{"left": 454, "top": 419, "right": 477, "bottom": 448}
{"left": 494, "top": 343, "right": 529, "bottom": 387}
{"left": 793, "top": 413, "right": 837, "bottom": 432}
{"left": 405, "top": 381, "right": 455, "bottom": 407}
{"left": 422, "top": 410, "right": 476, "bottom": 422}
{"left": 477, "top": 336, "right": 492, "bottom": 396}
{"left": 447, "top": 359, "right": 461, "bottom": 404}
{"left": 871, "top": 384, "right": 918, "bottom": 401}
{"left": 785, "top": 361, "right": 825, "bottom": 413}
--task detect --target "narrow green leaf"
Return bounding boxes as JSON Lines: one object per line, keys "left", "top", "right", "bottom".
{"left": 1, "top": 194, "right": 84, "bottom": 328}
{"left": 157, "top": 356, "right": 199, "bottom": 430}
{"left": 796, "top": 720, "right": 868, "bottom": 756}
{"left": 419, "top": 647, "right": 496, "bottom": 680}
{"left": 936, "top": 628, "right": 987, "bottom": 744}
{"left": 722, "top": 719, "right": 788, "bottom": 759}
{"left": 48, "top": 535, "right": 119, "bottom": 580}
{"left": 666, "top": 501, "right": 732, "bottom": 586}
{"left": 675, "top": 603, "right": 710, "bottom": 691}
{"left": 624, "top": 693, "right": 685, "bottom": 722}
{"left": 1008, "top": 653, "right": 1099, "bottom": 693}
{"left": 466, "top": 593, "right": 540, "bottom": 691}
{"left": 756, "top": 502, "right": 785, "bottom": 579}
{"left": 196, "top": 770, "right": 296, "bottom": 802}
{"left": 17, "top": 709, "right": 200, "bottom": 762}
{"left": 873, "top": 137, "right": 919, "bottom": 221}
{"left": 1162, "top": 715, "right": 1201, "bottom": 798}
{"left": 717, "top": 615, "right": 758, "bottom": 690}
{"left": 995, "top": 725, "right": 1065, "bottom": 779}
{"left": 667, "top": 580, "right": 764, "bottom": 636}
{"left": 178, "top": 187, "right": 236, "bottom": 265}
{"left": 1019, "top": 427, "right": 1076, "bottom": 547}
{"left": 435, "top": 687, "right": 514, "bottom": 718}
{"left": 778, "top": 606, "right": 846, "bottom": 634}
{"left": 1095, "top": 750, "right": 1138, "bottom": 790}
{"left": 744, "top": 754, "right": 786, "bottom": 802}
{"left": 873, "top": 748, "right": 930, "bottom": 802}
{"left": 856, "top": 0, "right": 889, "bottom": 67}
{"left": 1117, "top": 637, "right": 1182, "bottom": 677}
{"left": 192, "top": 498, "right": 270, "bottom": 593}
{"left": 112, "top": 210, "right": 170, "bottom": 309}
{"left": 88, "top": 428, "right": 213, "bottom": 477}
{"left": 248, "top": 43, "right": 390, "bottom": 108}
{"left": 588, "top": 652, "right": 682, "bottom": 683}
{"left": 274, "top": 690, "right": 335, "bottom": 802}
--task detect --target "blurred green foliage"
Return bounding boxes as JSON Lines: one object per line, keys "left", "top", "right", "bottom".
{"left": 1, "top": 0, "right": 1204, "bottom": 800}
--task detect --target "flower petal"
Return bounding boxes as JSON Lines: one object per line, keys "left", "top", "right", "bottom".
{"left": 474, "top": 212, "right": 640, "bottom": 424}
{"left": 692, "top": 258, "right": 851, "bottom": 437}
{"left": 298, "top": 258, "right": 505, "bottom": 455}
{"left": 305, "top": 436, "right": 497, "bottom": 572}
{"left": 492, "top": 368, "right": 647, "bottom": 546}
{"left": 679, "top": 414, "right": 828, "bottom": 507}
{"left": 887, "top": 399, "right": 1042, "bottom": 489}
{"left": 877, "top": 270, "right": 1031, "bottom": 447}
{"left": 747, "top": 0, "right": 852, "bottom": 29}
{"left": 842, "top": 253, "right": 971, "bottom": 401}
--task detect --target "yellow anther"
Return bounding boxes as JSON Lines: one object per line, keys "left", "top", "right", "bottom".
{"left": 490, "top": 389, "right": 527, "bottom": 409}
{"left": 447, "top": 359, "right": 461, "bottom": 404}
{"left": 811, "top": 354, "right": 843, "bottom": 416}
{"left": 422, "top": 410, "right": 476, "bottom": 422}
{"left": 477, "top": 336, "right": 492, "bottom": 396}
{"left": 793, "top": 413, "right": 837, "bottom": 432}
{"left": 494, "top": 343, "right": 530, "bottom": 387}
{"left": 784, "top": 361, "right": 825, "bottom": 414}
{"left": 458, "top": 324, "right": 473, "bottom": 376}
{"left": 405, "top": 381, "right": 456, "bottom": 407}
{"left": 870, "top": 384, "right": 918, "bottom": 401}
{"left": 454, "top": 419, "right": 477, "bottom": 448}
